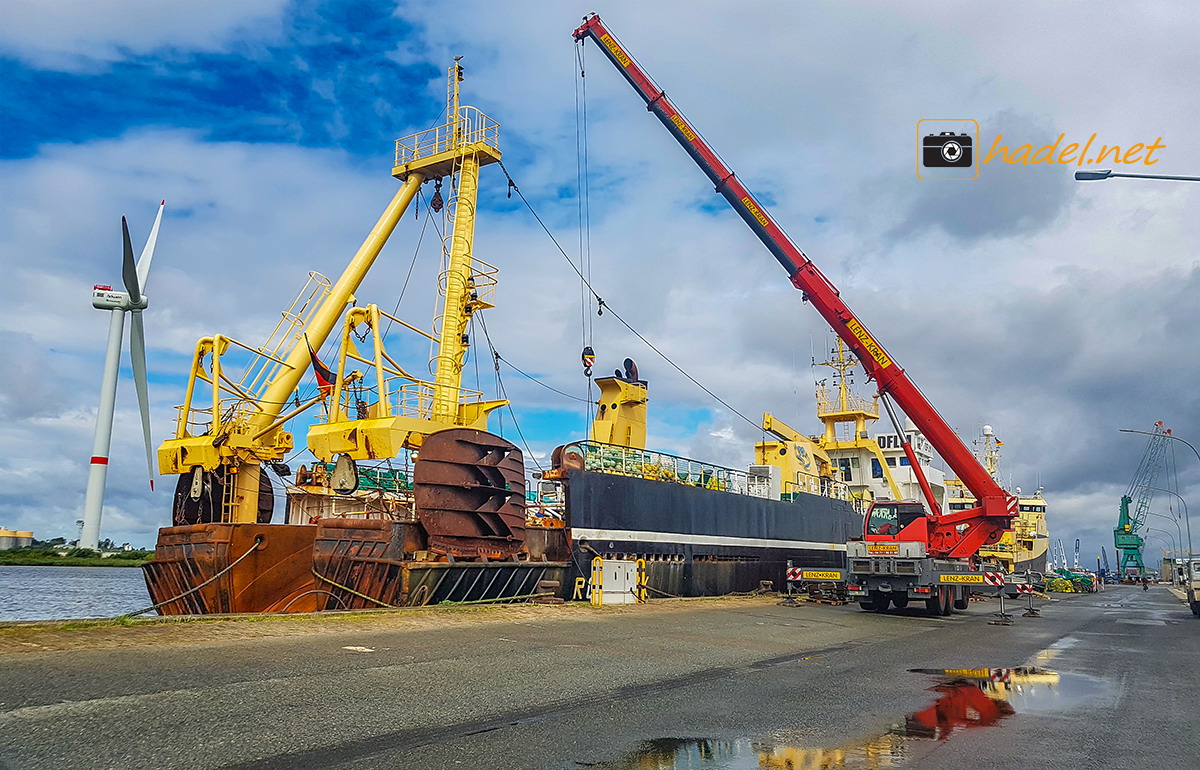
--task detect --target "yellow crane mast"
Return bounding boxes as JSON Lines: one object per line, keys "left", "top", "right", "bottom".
{"left": 159, "top": 60, "right": 503, "bottom": 524}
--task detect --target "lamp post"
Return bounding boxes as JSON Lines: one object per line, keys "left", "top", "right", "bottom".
{"left": 1075, "top": 169, "right": 1200, "bottom": 182}
{"left": 1146, "top": 511, "right": 1184, "bottom": 557}
{"left": 1120, "top": 429, "right": 1196, "bottom": 561}
{"left": 1145, "top": 526, "right": 1178, "bottom": 555}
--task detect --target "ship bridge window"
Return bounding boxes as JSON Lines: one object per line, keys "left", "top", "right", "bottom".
{"left": 871, "top": 459, "right": 883, "bottom": 479}
{"left": 899, "top": 457, "right": 911, "bottom": 467}
{"left": 886, "top": 458, "right": 896, "bottom": 467}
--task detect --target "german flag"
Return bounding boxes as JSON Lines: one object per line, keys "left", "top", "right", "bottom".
{"left": 307, "top": 336, "right": 336, "bottom": 397}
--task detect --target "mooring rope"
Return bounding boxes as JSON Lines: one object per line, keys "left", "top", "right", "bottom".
{"left": 121, "top": 536, "right": 264, "bottom": 617}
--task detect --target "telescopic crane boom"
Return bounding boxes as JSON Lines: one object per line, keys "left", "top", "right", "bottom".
{"left": 573, "top": 14, "right": 1016, "bottom": 559}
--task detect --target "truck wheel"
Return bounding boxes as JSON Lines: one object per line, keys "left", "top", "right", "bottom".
{"left": 940, "top": 587, "right": 953, "bottom": 616}
{"left": 925, "top": 593, "right": 941, "bottom": 615}
{"left": 1190, "top": 601, "right": 1200, "bottom": 617}
{"left": 892, "top": 596, "right": 909, "bottom": 609}
{"left": 953, "top": 588, "right": 969, "bottom": 610}
{"left": 866, "top": 592, "right": 890, "bottom": 611}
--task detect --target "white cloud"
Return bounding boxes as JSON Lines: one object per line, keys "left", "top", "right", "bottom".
{"left": 0, "top": 0, "right": 289, "bottom": 71}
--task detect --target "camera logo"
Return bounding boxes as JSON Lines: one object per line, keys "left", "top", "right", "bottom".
{"left": 917, "top": 119, "right": 979, "bottom": 180}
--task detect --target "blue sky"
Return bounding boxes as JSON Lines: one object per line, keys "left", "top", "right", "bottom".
{"left": 2, "top": 1, "right": 1200, "bottom": 564}
{"left": 1, "top": 1, "right": 434, "bottom": 160}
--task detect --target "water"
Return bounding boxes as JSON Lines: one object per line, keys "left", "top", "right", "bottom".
{"left": 584, "top": 664, "right": 1115, "bottom": 769}
{"left": 0, "top": 565, "right": 152, "bottom": 621}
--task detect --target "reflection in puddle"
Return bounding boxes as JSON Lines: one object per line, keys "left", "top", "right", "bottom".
{"left": 586, "top": 665, "right": 1113, "bottom": 769}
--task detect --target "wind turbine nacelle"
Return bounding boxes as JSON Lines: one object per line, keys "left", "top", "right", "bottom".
{"left": 93, "top": 285, "right": 148, "bottom": 311}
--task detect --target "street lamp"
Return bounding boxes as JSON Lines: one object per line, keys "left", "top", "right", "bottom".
{"left": 1145, "top": 526, "right": 1179, "bottom": 554}
{"left": 1075, "top": 169, "right": 1200, "bottom": 182}
{"left": 1120, "top": 429, "right": 1196, "bottom": 560}
{"left": 1146, "top": 510, "right": 1184, "bottom": 556}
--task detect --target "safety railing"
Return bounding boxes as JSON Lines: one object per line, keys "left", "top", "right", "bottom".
{"left": 815, "top": 387, "right": 878, "bottom": 418}
{"left": 573, "top": 441, "right": 749, "bottom": 494}
{"left": 394, "top": 106, "right": 500, "bottom": 166}
{"left": 241, "top": 272, "right": 331, "bottom": 399}
{"left": 782, "top": 475, "right": 864, "bottom": 512}
{"left": 571, "top": 440, "right": 865, "bottom": 511}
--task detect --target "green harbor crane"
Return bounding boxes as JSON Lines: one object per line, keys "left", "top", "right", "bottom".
{"left": 1115, "top": 422, "right": 1171, "bottom": 577}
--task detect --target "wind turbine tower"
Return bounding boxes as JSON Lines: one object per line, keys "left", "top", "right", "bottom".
{"left": 80, "top": 203, "right": 164, "bottom": 551}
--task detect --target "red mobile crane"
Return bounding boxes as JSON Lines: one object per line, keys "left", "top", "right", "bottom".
{"left": 574, "top": 14, "right": 1018, "bottom": 613}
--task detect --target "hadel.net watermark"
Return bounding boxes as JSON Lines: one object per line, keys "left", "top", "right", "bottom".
{"left": 917, "top": 118, "right": 1165, "bottom": 180}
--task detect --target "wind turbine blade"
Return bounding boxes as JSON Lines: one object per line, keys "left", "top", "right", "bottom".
{"left": 129, "top": 310, "right": 156, "bottom": 491}
{"left": 121, "top": 216, "right": 141, "bottom": 303}
{"left": 136, "top": 200, "right": 165, "bottom": 290}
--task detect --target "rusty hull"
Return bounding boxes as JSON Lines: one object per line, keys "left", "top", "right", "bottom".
{"left": 312, "top": 518, "right": 423, "bottom": 609}
{"left": 143, "top": 523, "right": 318, "bottom": 614}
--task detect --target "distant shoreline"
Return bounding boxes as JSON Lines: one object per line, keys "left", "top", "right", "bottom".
{"left": 0, "top": 557, "right": 148, "bottom": 568}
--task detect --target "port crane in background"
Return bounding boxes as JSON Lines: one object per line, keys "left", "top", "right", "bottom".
{"left": 1115, "top": 422, "right": 1171, "bottom": 578}
{"left": 1073, "top": 538, "right": 1080, "bottom": 570}
{"left": 574, "top": 14, "right": 1017, "bottom": 615}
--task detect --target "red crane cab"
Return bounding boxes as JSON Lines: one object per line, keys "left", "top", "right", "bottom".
{"left": 864, "top": 500, "right": 930, "bottom": 543}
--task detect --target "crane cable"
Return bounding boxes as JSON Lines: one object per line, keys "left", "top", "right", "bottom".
{"left": 496, "top": 158, "right": 761, "bottom": 435}
{"left": 474, "top": 310, "right": 544, "bottom": 471}
{"left": 575, "top": 41, "right": 596, "bottom": 428}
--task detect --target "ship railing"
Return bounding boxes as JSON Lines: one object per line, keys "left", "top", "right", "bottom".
{"left": 782, "top": 475, "right": 864, "bottom": 512}
{"left": 574, "top": 440, "right": 750, "bottom": 495}
{"left": 815, "top": 391, "right": 878, "bottom": 418}
{"left": 309, "top": 381, "right": 490, "bottom": 424}
{"left": 573, "top": 441, "right": 866, "bottom": 511}
{"left": 394, "top": 106, "right": 500, "bottom": 166}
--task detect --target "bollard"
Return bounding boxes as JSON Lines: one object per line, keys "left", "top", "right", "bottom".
{"left": 635, "top": 558, "right": 648, "bottom": 604}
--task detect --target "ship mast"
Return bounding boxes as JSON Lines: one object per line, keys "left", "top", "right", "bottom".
{"left": 431, "top": 59, "right": 487, "bottom": 423}
{"left": 816, "top": 338, "right": 879, "bottom": 444}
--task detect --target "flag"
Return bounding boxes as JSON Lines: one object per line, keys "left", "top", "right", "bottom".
{"left": 307, "top": 337, "right": 335, "bottom": 397}
{"left": 995, "top": 438, "right": 1004, "bottom": 446}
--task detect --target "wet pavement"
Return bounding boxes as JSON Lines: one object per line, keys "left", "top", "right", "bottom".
{"left": 0, "top": 586, "right": 1195, "bottom": 769}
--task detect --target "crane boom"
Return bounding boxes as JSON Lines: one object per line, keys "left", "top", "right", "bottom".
{"left": 574, "top": 14, "right": 1015, "bottom": 558}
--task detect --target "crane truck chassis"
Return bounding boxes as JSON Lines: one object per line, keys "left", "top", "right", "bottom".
{"left": 843, "top": 540, "right": 1007, "bottom": 615}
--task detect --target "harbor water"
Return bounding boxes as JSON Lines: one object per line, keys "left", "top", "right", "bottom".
{"left": 0, "top": 565, "right": 151, "bottom": 621}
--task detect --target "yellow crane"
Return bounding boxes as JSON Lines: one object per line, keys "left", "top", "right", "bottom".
{"left": 158, "top": 61, "right": 505, "bottom": 524}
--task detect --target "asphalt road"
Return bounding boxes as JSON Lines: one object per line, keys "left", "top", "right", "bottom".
{"left": 0, "top": 586, "right": 1195, "bottom": 769}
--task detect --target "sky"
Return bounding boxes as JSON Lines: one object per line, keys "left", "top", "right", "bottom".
{"left": 1, "top": 1, "right": 1198, "bottom": 565}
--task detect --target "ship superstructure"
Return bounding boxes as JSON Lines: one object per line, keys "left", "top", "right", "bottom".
{"left": 814, "top": 340, "right": 946, "bottom": 508}
{"left": 945, "top": 425, "right": 1049, "bottom": 573}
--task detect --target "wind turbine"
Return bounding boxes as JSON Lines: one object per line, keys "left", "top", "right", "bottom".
{"left": 79, "top": 202, "right": 164, "bottom": 551}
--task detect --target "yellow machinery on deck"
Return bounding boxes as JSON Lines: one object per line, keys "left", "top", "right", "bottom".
{"left": 158, "top": 61, "right": 504, "bottom": 524}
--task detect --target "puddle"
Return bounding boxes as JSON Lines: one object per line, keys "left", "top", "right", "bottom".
{"left": 583, "top": 663, "right": 1114, "bottom": 769}
{"left": 578, "top": 737, "right": 910, "bottom": 769}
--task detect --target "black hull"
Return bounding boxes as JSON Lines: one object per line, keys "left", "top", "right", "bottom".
{"left": 565, "top": 469, "right": 863, "bottom": 597}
